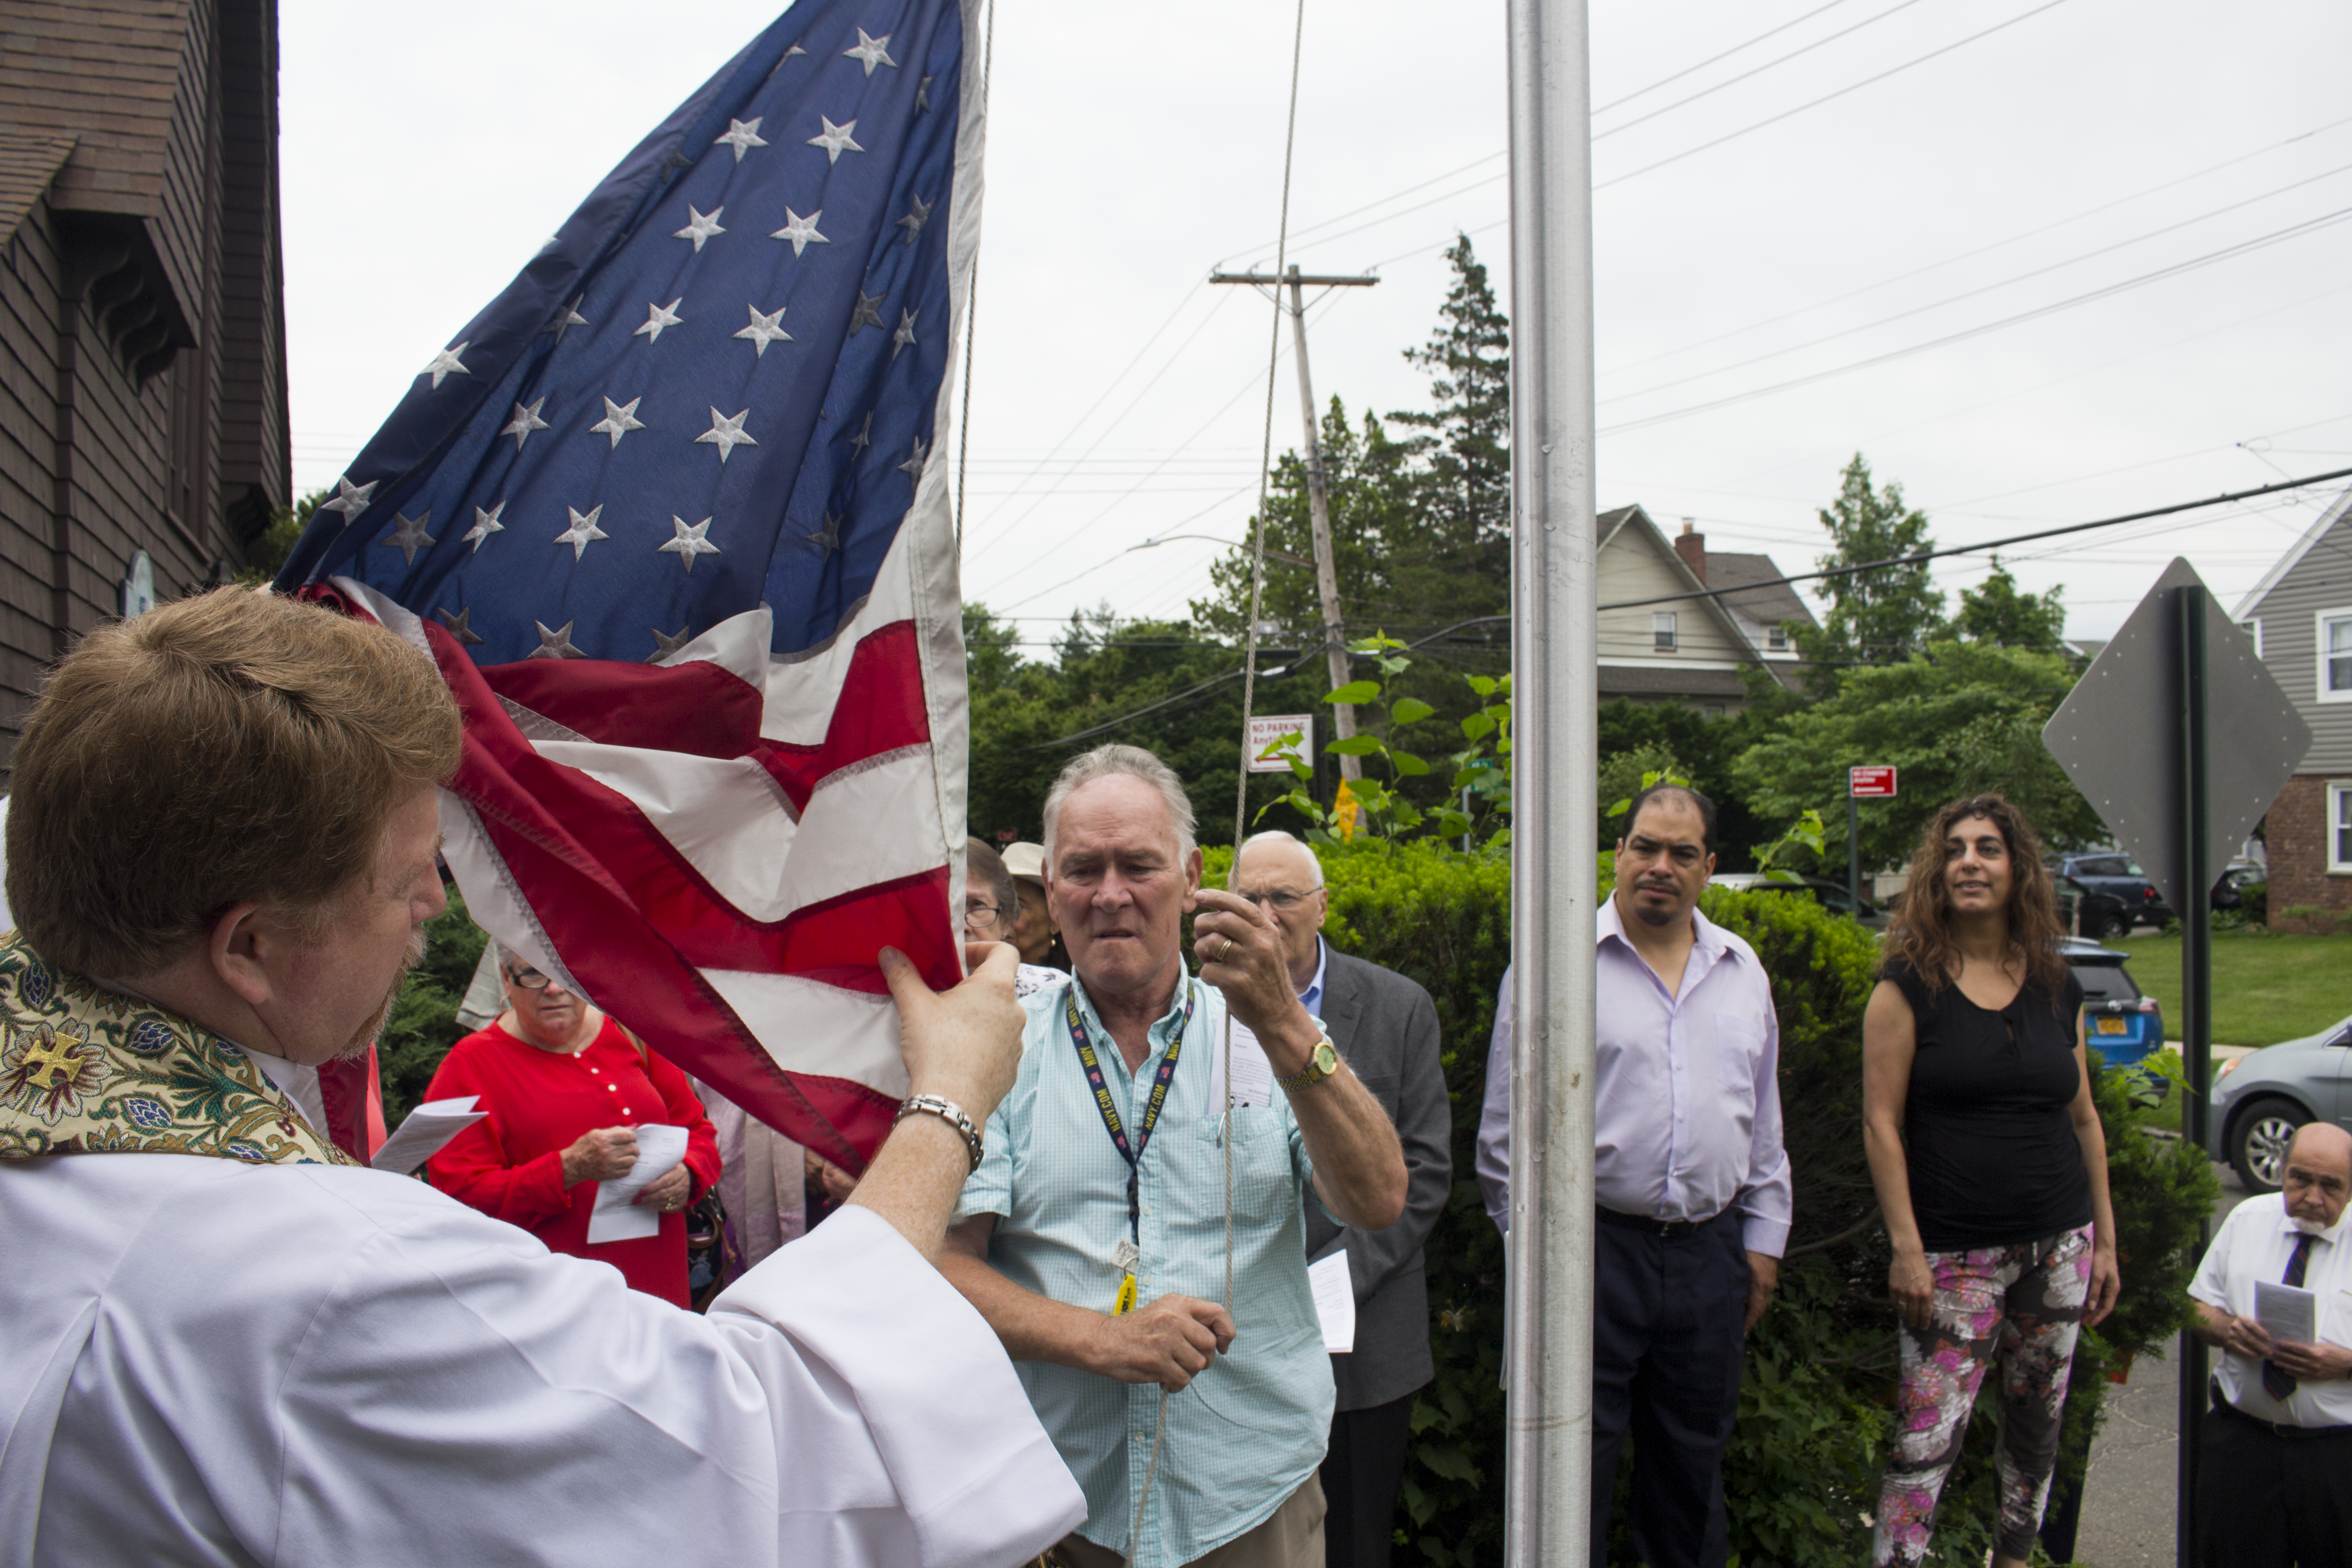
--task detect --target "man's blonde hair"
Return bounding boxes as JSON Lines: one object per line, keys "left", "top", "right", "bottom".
{"left": 7, "top": 589, "right": 463, "bottom": 977}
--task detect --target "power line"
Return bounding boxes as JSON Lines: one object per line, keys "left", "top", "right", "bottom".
{"left": 1599, "top": 204, "right": 2352, "bottom": 435}
{"left": 1593, "top": 0, "right": 1860, "bottom": 116}
{"left": 1593, "top": 0, "right": 1936, "bottom": 145}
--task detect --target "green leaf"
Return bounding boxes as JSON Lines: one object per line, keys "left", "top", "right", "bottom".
{"left": 1327, "top": 734, "right": 1385, "bottom": 756}
{"left": 1458, "top": 712, "right": 1496, "bottom": 742}
{"left": 1466, "top": 675, "right": 1498, "bottom": 697}
{"left": 1606, "top": 796, "right": 1631, "bottom": 817}
{"left": 1435, "top": 810, "right": 1471, "bottom": 838}
{"left": 1326, "top": 680, "right": 1382, "bottom": 705}
{"left": 1391, "top": 698, "right": 1436, "bottom": 724}
{"left": 1390, "top": 750, "right": 1431, "bottom": 777}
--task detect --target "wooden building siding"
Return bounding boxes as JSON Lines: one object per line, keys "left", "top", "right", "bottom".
{"left": 2245, "top": 508, "right": 2352, "bottom": 774}
{"left": 0, "top": 0, "right": 287, "bottom": 769}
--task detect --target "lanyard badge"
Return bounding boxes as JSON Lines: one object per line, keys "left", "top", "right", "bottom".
{"left": 1066, "top": 983, "right": 1193, "bottom": 1314}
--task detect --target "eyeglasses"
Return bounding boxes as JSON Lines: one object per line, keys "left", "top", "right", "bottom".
{"left": 504, "top": 965, "right": 569, "bottom": 994}
{"left": 1236, "top": 888, "right": 1317, "bottom": 911}
{"left": 963, "top": 901, "right": 1005, "bottom": 934}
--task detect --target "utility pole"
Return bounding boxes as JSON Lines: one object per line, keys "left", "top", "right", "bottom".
{"left": 1211, "top": 266, "right": 1377, "bottom": 778}
{"left": 1504, "top": 0, "right": 1599, "bottom": 1562}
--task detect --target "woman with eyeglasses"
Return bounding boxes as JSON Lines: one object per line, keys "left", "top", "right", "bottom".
{"left": 422, "top": 945, "right": 721, "bottom": 1306}
{"left": 1863, "top": 794, "right": 2120, "bottom": 1568}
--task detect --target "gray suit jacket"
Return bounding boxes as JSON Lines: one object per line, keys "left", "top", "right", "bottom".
{"left": 1303, "top": 947, "right": 1453, "bottom": 1411}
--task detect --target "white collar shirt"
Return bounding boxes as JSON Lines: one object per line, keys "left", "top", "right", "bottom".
{"left": 2191, "top": 1193, "right": 2352, "bottom": 1427}
{"left": 1590, "top": 896, "right": 1792, "bottom": 1256}
{"left": 1297, "top": 936, "right": 1328, "bottom": 1020}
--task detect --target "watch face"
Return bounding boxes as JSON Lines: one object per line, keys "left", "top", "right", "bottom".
{"left": 1313, "top": 1041, "right": 1339, "bottom": 1075}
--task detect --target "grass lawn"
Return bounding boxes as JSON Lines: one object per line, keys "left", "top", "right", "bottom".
{"left": 2113, "top": 929, "right": 2352, "bottom": 1047}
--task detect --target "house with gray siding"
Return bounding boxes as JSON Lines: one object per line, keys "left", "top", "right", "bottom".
{"left": 2233, "top": 486, "right": 2352, "bottom": 925}
{"left": 1595, "top": 506, "right": 1817, "bottom": 713}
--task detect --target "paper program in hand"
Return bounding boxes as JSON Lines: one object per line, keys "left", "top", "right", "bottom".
{"left": 370, "top": 1096, "right": 486, "bottom": 1176}
{"left": 2256, "top": 1280, "right": 2319, "bottom": 1348}
{"left": 586, "top": 1123, "right": 691, "bottom": 1245}
{"left": 1309, "top": 1248, "right": 1356, "bottom": 1354}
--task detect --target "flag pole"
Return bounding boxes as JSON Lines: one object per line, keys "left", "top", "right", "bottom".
{"left": 1504, "top": 0, "right": 1599, "bottom": 1563}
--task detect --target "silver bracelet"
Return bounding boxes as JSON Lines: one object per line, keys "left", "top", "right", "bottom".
{"left": 895, "top": 1093, "right": 984, "bottom": 1173}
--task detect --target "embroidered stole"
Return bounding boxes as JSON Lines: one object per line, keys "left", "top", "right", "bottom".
{"left": 0, "top": 935, "right": 354, "bottom": 1167}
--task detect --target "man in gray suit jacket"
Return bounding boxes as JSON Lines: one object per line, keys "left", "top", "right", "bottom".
{"left": 1230, "top": 832, "right": 1454, "bottom": 1568}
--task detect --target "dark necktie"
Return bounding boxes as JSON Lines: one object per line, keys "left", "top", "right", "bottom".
{"left": 2260, "top": 1233, "right": 2317, "bottom": 1402}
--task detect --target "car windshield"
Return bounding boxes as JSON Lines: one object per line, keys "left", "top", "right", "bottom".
{"left": 2071, "top": 961, "right": 2142, "bottom": 1004}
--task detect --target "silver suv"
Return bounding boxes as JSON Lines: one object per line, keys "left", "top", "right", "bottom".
{"left": 2206, "top": 1011, "right": 2352, "bottom": 1191}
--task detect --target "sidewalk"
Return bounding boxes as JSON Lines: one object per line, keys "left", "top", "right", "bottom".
{"left": 2073, "top": 1161, "right": 2248, "bottom": 1566}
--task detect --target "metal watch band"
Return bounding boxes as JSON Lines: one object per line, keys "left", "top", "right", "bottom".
{"left": 895, "top": 1093, "right": 984, "bottom": 1173}
{"left": 1275, "top": 1033, "right": 1338, "bottom": 1091}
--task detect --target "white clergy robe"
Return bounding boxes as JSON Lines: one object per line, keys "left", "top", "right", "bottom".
{"left": 0, "top": 1152, "right": 1084, "bottom": 1567}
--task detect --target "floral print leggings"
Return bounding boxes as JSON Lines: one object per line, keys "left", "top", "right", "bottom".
{"left": 1872, "top": 1224, "right": 2093, "bottom": 1567}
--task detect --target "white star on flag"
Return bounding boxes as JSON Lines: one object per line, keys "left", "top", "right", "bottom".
{"left": 673, "top": 205, "right": 727, "bottom": 252}
{"left": 553, "top": 505, "right": 610, "bottom": 560}
{"left": 421, "top": 342, "right": 471, "bottom": 389}
{"left": 895, "top": 194, "right": 932, "bottom": 245}
{"left": 696, "top": 408, "right": 759, "bottom": 462}
{"left": 464, "top": 501, "right": 507, "bottom": 551}
{"left": 891, "top": 308, "right": 918, "bottom": 360}
{"left": 317, "top": 476, "right": 378, "bottom": 519}
{"left": 382, "top": 510, "right": 436, "bottom": 566}
{"left": 635, "top": 298, "right": 686, "bottom": 342}
{"left": 500, "top": 397, "right": 551, "bottom": 450}
{"left": 591, "top": 396, "right": 647, "bottom": 448}
{"left": 898, "top": 436, "right": 928, "bottom": 479}
{"left": 530, "top": 620, "right": 586, "bottom": 660}
{"left": 646, "top": 625, "right": 694, "bottom": 662}
{"left": 434, "top": 606, "right": 484, "bottom": 647}
{"left": 659, "top": 515, "right": 722, "bottom": 572}
{"left": 843, "top": 29, "right": 896, "bottom": 75}
{"left": 807, "top": 116, "right": 864, "bottom": 164}
{"left": 771, "top": 207, "right": 828, "bottom": 256}
{"left": 735, "top": 305, "right": 793, "bottom": 356}
{"left": 546, "top": 297, "right": 589, "bottom": 342}
{"left": 713, "top": 117, "right": 768, "bottom": 160}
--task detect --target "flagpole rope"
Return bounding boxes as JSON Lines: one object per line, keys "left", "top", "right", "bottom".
{"left": 1127, "top": 6, "right": 1309, "bottom": 1565}
{"left": 954, "top": 0, "right": 995, "bottom": 551}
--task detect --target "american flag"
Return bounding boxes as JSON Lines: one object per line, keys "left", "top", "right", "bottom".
{"left": 277, "top": 0, "right": 981, "bottom": 1170}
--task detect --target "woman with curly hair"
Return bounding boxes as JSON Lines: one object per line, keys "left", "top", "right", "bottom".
{"left": 1863, "top": 793, "right": 2120, "bottom": 1568}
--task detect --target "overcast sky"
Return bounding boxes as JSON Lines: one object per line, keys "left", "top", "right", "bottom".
{"left": 281, "top": 0, "right": 2352, "bottom": 650}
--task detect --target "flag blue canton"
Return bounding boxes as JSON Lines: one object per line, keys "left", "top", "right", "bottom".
{"left": 279, "top": 0, "right": 965, "bottom": 665}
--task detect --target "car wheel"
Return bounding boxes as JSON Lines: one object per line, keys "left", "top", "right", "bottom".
{"left": 2096, "top": 913, "right": 2131, "bottom": 941}
{"left": 2230, "top": 1097, "right": 2309, "bottom": 1194}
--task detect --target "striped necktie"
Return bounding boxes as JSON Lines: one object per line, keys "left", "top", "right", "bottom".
{"left": 2260, "top": 1232, "right": 2317, "bottom": 1402}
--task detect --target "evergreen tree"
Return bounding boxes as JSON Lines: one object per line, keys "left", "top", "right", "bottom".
{"left": 1954, "top": 557, "right": 2068, "bottom": 654}
{"left": 1791, "top": 455, "right": 1945, "bottom": 685}
{"left": 1387, "top": 233, "right": 1513, "bottom": 630}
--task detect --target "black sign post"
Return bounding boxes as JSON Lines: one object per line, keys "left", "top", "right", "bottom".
{"left": 2043, "top": 559, "right": 2309, "bottom": 1560}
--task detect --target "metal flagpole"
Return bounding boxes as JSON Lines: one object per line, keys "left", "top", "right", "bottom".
{"left": 1504, "top": 0, "right": 1599, "bottom": 1562}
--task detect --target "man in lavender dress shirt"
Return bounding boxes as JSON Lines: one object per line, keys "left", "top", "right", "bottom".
{"left": 1476, "top": 783, "right": 1790, "bottom": 1568}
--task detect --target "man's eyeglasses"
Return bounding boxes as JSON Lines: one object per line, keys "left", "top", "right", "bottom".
{"left": 963, "top": 901, "right": 1005, "bottom": 935}
{"left": 1236, "top": 888, "right": 1316, "bottom": 911}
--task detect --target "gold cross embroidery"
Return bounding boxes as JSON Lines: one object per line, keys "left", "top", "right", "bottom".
{"left": 18, "top": 1027, "right": 85, "bottom": 1089}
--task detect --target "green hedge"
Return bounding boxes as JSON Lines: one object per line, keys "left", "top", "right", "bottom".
{"left": 1205, "top": 841, "right": 2216, "bottom": 1566}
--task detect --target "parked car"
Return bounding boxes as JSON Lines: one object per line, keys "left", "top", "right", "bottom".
{"left": 2206, "top": 1011, "right": 2352, "bottom": 1192}
{"left": 2066, "top": 938, "right": 2165, "bottom": 1075}
{"left": 2050, "top": 852, "right": 2172, "bottom": 927}
{"left": 1706, "top": 872, "right": 1888, "bottom": 930}
{"left": 2056, "top": 875, "right": 2137, "bottom": 942}
{"left": 2211, "top": 862, "right": 2265, "bottom": 913}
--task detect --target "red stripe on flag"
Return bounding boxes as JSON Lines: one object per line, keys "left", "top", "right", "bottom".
{"left": 483, "top": 657, "right": 766, "bottom": 759}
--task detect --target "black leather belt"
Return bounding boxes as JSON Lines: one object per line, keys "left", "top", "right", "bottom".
{"left": 2212, "top": 1384, "right": 2352, "bottom": 1438}
{"left": 1597, "top": 1205, "right": 1714, "bottom": 1240}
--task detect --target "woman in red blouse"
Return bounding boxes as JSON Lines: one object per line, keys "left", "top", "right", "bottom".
{"left": 425, "top": 949, "right": 721, "bottom": 1306}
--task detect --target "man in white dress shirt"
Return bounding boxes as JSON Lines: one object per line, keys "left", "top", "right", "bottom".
{"left": 2190, "top": 1121, "right": 2352, "bottom": 1567}
{"left": 1477, "top": 783, "right": 1789, "bottom": 1568}
{"left": 0, "top": 588, "right": 1083, "bottom": 1567}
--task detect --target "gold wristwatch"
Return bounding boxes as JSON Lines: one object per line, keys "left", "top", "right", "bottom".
{"left": 1276, "top": 1028, "right": 1341, "bottom": 1091}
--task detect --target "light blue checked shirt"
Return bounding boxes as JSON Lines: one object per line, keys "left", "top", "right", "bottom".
{"left": 954, "top": 970, "right": 1331, "bottom": 1566}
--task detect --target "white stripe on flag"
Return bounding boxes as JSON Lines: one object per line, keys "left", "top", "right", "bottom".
{"left": 698, "top": 967, "right": 906, "bottom": 1094}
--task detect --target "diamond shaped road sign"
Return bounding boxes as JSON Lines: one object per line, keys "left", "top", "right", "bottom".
{"left": 2043, "top": 557, "right": 2310, "bottom": 917}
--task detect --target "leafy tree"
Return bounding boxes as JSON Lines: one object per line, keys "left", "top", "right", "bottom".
{"left": 1595, "top": 699, "right": 1774, "bottom": 870}
{"left": 1791, "top": 455, "right": 1944, "bottom": 684}
{"left": 1732, "top": 639, "right": 2104, "bottom": 873}
{"left": 1954, "top": 556, "right": 2069, "bottom": 654}
{"left": 239, "top": 485, "right": 329, "bottom": 585}
{"left": 1387, "top": 233, "right": 1513, "bottom": 634}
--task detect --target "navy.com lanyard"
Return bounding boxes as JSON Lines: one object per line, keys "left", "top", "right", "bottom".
{"left": 1065, "top": 982, "right": 1195, "bottom": 1243}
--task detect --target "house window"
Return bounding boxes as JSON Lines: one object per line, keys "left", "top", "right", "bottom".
{"left": 2321, "top": 611, "right": 2352, "bottom": 703}
{"left": 2333, "top": 781, "right": 2352, "bottom": 874}
{"left": 2242, "top": 618, "right": 2263, "bottom": 659}
{"left": 1653, "top": 612, "right": 1677, "bottom": 652}
{"left": 1766, "top": 624, "right": 1789, "bottom": 652}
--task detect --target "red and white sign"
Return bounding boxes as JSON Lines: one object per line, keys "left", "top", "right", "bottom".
{"left": 1849, "top": 766, "right": 1898, "bottom": 798}
{"left": 1247, "top": 714, "right": 1314, "bottom": 773}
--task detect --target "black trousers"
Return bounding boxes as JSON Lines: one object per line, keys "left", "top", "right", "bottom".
{"left": 1591, "top": 1208, "right": 1749, "bottom": 1568}
{"left": 1320, "top": 1390, "right": 1415, "bottom": 1568}
{"left": 2196, "top": 1398, "right": 2352, "bottom": 1567}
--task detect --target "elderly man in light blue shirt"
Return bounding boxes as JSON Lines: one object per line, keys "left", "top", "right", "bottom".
{"left": 1477, "top": 782, "right": 1789, "bottom": 1568}
{"left": 943, "top": 744, "right": 1409, "bottom": 1568}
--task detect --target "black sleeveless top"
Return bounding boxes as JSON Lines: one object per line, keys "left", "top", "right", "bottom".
{"left": 1885, "top": 957, "right": 2092, "bottom": 1251}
